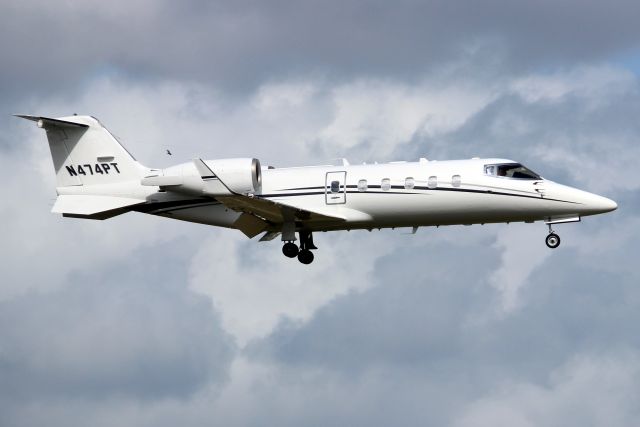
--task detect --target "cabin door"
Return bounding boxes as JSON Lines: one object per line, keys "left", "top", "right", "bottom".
{"left": 325, "top": 171, "right": 347, "bottom": 204}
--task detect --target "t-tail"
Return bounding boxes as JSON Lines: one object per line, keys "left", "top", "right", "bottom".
{"left": 16, "top": 115, "right": 149, "bottom": 219}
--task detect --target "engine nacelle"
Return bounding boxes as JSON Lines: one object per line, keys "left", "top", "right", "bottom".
{"left": 205, "top": 158, "right": 262, "bottom": 195}
{"left": 141, "top": 158, "right": 262, "bottom": 196}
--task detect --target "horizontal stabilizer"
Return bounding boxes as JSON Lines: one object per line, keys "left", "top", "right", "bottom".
{"left": 52, "top": 195, "right": 145, "bottom": 219}
{"left": 14, "top": 115, "right": 89, "bottom": 129}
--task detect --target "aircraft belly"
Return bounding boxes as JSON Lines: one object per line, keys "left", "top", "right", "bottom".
{"left": 339, "top": 191, "right": 581, "bottom": 229}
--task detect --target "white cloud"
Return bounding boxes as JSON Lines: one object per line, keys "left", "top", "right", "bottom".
{"left": 489, "top": 224, "right": 552, "bottom": 313}
{"left": 532, "top": 140, "right": 640, "bottom": 193}
{"left": 453, "top": 352, "right": 640, "bottom": 427}
{"left": 0, "top": 130, "right": 190, "bottom": 300}
{"left": 509, "top": 65, "right": 635, "bottom": 106}
{"left": 319, "top": 79, "right": 495, "bottom": 160}
{"left": 188, "top": 229, "right": 396, "bottom": 345}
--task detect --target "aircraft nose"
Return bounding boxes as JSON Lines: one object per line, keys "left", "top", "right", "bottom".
{"left": 584, "top": 193, "right": 618, "bottom": 214}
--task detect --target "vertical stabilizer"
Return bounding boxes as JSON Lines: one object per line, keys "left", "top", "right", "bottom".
{"left": 16, "top": 115, "right": 145, "bottom": 188}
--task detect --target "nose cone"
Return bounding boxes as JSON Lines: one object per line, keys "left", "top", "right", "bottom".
{"left": 582, "top": 193, "right": 618, "bottom": 215}
{"left": 546, "top": 182, "right": 617, "bottom": 217}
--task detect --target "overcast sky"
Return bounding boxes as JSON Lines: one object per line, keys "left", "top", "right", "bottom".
{"left": 1, "top": 1, "right": 640, "bottom": 426}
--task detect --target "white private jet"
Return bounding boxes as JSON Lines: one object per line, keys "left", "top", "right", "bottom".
{"left": 18, "top": 115, "right": 617, "bottom": 264}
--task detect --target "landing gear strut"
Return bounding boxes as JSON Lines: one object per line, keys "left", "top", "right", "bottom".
{"left": 282, "top": 230, "right": 317, "bottom": 264}
{"left": 545, "top": 224, "right": 561, "bottom": 249}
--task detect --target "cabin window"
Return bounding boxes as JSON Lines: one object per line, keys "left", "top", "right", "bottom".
{"left": 484, "top": 163, "right": 541, "bottom": 180}
{"left": 428, "top": 176, "right": 437, "bottom": 189}
{"left": 358, "top": 179, "right": 368, "bottom": 192}
{"left": 381, "top": 178, "right": 391, "bottom": 191}
{"left": 404, "top": 177, "right": 415, "bottom": 190}
{"left": 330, "top": 180, "right": 340, "bottom": 193}
{"left": 452, "top": 175, "right": 461, "bottom": 187}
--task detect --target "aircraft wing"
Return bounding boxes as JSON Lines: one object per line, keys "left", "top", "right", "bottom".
{"left": 217, "top": 194, "right": 346, "bottom": 224}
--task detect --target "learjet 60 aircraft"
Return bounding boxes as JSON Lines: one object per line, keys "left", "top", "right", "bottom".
{"left": 19, "top": 115, "right": 617, "bottom": 264}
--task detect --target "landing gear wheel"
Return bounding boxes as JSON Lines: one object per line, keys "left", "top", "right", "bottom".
{"left": 546, "top": 233, "right": 561, "bottom": 249}
{"left": 298, "top": 249, "right": 314, "bottom": 264}
{"left": 282, "top": 242, "right": 299, "bottom": 258}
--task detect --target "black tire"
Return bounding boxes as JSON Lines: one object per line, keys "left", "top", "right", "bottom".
{"left": 282, "top": 242, "right": 299, "bottom": 258}
{"left": 546, "top": 233, "right": 561, "bottom": 249}
{"left": 298, "top": 249, "right": 314, "bottom": 264}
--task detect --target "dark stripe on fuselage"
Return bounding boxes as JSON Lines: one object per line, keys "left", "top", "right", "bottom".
{"left": 261, "top": 190, "right": 413, "bottom": 198}
{"left": 262, "top": 186, "right": 580, "bottom": 204}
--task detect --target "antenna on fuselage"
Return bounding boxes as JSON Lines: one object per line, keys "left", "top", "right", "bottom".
{"left": 332, "top": 158, "right": 350, "bottom": 167}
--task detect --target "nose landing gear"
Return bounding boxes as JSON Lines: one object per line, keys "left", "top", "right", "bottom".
{"left": 545, "top": 224, "right": 561, "bottom": 249}
{"left": 282, "top": 230, "right": 317, "bottom": 264}
{"left": 545, "top": 232, "right": 561, "bottom": 249}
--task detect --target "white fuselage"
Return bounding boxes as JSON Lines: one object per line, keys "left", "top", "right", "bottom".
{"left": 135, "top": 158, "right": 616, "bottom": 232}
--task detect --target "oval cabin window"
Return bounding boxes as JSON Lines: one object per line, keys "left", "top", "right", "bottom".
{"left": 358, "top": 179, "right": 368, "bottom": 192}
{"left": 381, "top": 178, "right": 391, "bottom": 191}
{"left": 452, "top": 175, "right": 461, "bottom": 187}
{"left": 404, "top": 177, "right": 415, "bottom": 190}
{"left": 428, "top": 176, "right": 437, "bottom": 189}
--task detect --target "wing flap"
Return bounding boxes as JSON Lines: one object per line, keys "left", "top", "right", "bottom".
{"left": 233, "top": 212, "right": 269, "bottom": 238}
{"left": 217, "top": 195, "right": 346, "bottom": 224}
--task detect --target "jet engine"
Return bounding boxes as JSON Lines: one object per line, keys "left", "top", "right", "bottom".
{"left": 205, "top": 158, "right": 262, "bottom": 195}
{"left": 141, "top": 158, "right": 262, "bottom": 196}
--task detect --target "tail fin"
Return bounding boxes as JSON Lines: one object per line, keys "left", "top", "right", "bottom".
{"left": 16, "top": 115, "right": 145, "bottom": 187}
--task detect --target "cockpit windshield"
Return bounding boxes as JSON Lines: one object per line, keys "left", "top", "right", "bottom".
{"left": 484, "top": 163, "right": 541, "bottom": 180}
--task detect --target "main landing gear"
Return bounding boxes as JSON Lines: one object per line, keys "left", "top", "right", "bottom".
{"left": 545, "top": 224, "right": 561, "bottom": 249}
{"left": 282, "top": 231, "right": 317, "bottom": 264}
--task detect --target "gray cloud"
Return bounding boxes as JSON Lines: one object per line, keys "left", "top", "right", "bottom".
{"left": 0, "top": 240, "right": 235, "bottom": 406}
{"left": 241, "top": 219, "right": 640, "bottom": 425}
{"left": 251, "top": 224, "right": 638, "bottom": 370}
{"left": 2, "top": 0, "right": 640, "bottom": 99}
{"left": 397, "top": 67, "right": 640, "bottom": 194}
